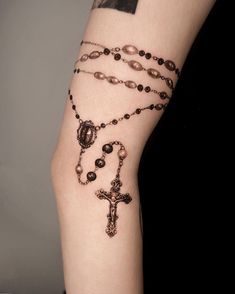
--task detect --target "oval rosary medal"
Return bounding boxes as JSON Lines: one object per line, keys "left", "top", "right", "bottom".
{"left": 77, "top": 120, "right": 97, "bottom": 149}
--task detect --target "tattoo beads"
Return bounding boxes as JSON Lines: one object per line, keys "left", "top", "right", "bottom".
{"left": 81, "top": 40, "right": 181, "bottom": 77}
{"left": 128, "top": 60, "right": 143, "bottom": 71}
{"left": 87, "top": 171, "right": 97, "bottom": 181}
{"left": 118, "top": 148, "right": 127, "bottom": 159}
{"left": 69, "top": 38, "right": 180, "bottom": 237}
{"left": 75, "top": 46, "right": 176, "bottom": 90}
{"left": 102, "top": 144, "right": 113, "bottom": 154}
{"left": 74, "top": 68, "right": 172, "bottom": 98}
{"left": 95, "top": 158, "right": 105, "bottom": 168}
{"left": 75, "top": 164, "right": 83, "bottom": 174}
{"left": 122, "top": 45, "right": 138, "bottom": 55}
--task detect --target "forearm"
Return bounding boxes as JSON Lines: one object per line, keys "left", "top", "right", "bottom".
{"left": 51, "top": 1, "right": 215, "bottom": 293}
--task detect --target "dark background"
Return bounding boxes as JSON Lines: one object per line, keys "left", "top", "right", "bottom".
{"left": 139, "top": 0, "right": 230, "bottom": 292}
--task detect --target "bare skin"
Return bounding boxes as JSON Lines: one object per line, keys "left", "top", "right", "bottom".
{"left": 51, "top": 1, "right": 215, "bottom": 293}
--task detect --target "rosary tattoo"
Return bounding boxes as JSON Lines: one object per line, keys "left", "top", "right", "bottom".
{"left": 69, "top": 40, "right": 179, "bottom": 237}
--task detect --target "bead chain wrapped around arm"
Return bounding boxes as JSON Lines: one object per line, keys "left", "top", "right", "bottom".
{"left": 69, "top": 40, "right": 179, "bottom": 237}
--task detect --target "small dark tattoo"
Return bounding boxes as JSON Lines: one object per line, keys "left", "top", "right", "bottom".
{"left": 91, "top": 0, "right": 139, "bottom": 14}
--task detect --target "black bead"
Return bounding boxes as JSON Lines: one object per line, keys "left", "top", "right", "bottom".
{"left": 139, "top": 50, "right": 145, "bottom": 56}
{"left": 112, "top": 119, "right": 118, "bottom": 125}
{"left": 87, "top": 171, "right": 97, "bottom": 181}
{"left": 80, "top": 40, "right": 83, "bottom": 46}
{"left": 145, "top": 86, "right": 151, "bottom": 93}
{"left": 158, "top": 58, "right": 164, "bottom": 65}
{"left": 155, "top": 103, "right": 164, "bottom": 110}
{"left": 68, "top": 89, "right": 71, "bottom": 95}
{"left": 175, "top": 68, "right": 180, "bottom": 76}
{"left": 95, "top": 158, "right": 105, "bottom": 168}
{"left": 76, "top": 68, "right": 80, "bottom": 73}
{"left": 100, "top": 123, "right": 106, "bottom": 128}
{"left": 149, "top": 104, "right": 154, "bottom": 110}
{"left": 137, "top": 84, "right": 144, "bottom": 91}
{"left": 124, "top": 114, "right": 130, "bottom": 119}
{"left": 102, "top": 144, "right": 113, "bottom": 154}
{"left": 145, "top": 52, "right": 151, "bottom": 59}
{"left": 165, "top": 60, "right": 176, "bottom": 71}
{"left": 166, "top": 78, "right": 173, "bottom": 89}
{"left": 73, "top": 69, "right": 76, "bottom": 73}
{"left": 69, "top": 95, "right": 73, "bottom": 100}
{"left": 114, "top": 53, "right": 121, "bottom": 60}
{"left": 104, "top": 48, "right": 110, "bottom": 55}
{"left": 160, "top": 92, "right": 167, "bottom": 99}
{"left": 75, "top": 114, "right": 80, "bottom": 119}
{"left": 72, "top": 105, "right": 76, "bottom": 110}
{"left": 136, "top": 108, "right": 141, "bottom": 114}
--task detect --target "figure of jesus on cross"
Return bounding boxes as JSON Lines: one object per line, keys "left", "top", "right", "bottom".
{"left": 95, "top": 178, "right": 132, "bottom": 237}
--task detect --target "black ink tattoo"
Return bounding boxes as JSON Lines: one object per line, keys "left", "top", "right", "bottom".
{"left": 80, "top": 40, "right": 181, "bottom": 77}
{"left": 75, "top": 51, "right": 174, "bottom": 91}
{"left": 79, "top": 140, "right": 131, "bottom": 237}
{"left": 68, "top": 41, "right": 178, "bottom": 237}
{"left": 74, "top": 67, "right": 173, "bottom": 97}
{"left": 96, "top": 178, "right": 132, "bottom": 237}
{"left": 75, "top": 124, "right": 132, "bottom": 237}
{"left": 91, "top": 0, "right": 139, "bottom": 14}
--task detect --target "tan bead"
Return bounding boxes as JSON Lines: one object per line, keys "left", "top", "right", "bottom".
{"left": 107, "top": 76, "right": 119, "bottom": 84}
{"left": 125, "top": 80, "right": 137, "bottom": 89}
{"left": 118, "top": 149, "right": 127, "bottom": 159}
{"left": 89, "top": 50, "right": 100, "bottom": 59}
{"left": 147, "top": 68, "right": 161, "bottom": 79}
{"left": 80, "top": 54, "right": 89, "bottom": 62}
{"left": 122, "top": 45, "right": 138, "bottom": 55}
{"left": 128, "top": 60, "right": 143, "bottom": 71}
{"left": 75, "top": 164, "right": 83, "bottom": 174}
{"left": 94, "top": 72, "right": 106, "bottom": 80}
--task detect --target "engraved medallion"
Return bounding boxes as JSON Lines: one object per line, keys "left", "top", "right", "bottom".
{"left": 77, "top": 120, "right": 97, "bottom": 149}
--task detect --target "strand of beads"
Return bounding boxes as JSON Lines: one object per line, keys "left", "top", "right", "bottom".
{"left": 68, "top": 89, "right": 168, "bottom": 129}
{"left": 74, "top": 48, "right": 174, "bottom": 90}
{"left": 73, "top": 68, "right": 172, "bottom": 99}
{"left": 81, "top": 40, "right": 181, "bottom": 77}
{"left": 75, "top": 141, "right": 127, "bottom": 185}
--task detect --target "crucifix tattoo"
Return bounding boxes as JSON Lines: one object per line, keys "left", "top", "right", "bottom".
{"left": 73, "top": 120, "right": 133, "bottom": 237}
{"left": 96, "top": 178, "right": 132, "bottom": 237}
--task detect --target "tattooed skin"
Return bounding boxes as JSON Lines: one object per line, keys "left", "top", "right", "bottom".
{"left": 91, "top": 0, "right": 139, "bottom": 14}
{"left": 69, "top": 39, "right": 178, "bottom": 237}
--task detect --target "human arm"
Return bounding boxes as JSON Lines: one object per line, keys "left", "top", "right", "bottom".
{"left": 51, "top": 1, "right": 215, "bottom": 293}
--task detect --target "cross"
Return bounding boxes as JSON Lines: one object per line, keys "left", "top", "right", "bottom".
{"left": 95, "top": 178, "right": 132, "bottom": 237}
